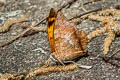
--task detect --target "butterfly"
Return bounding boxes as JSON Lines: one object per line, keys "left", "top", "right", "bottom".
{"left": 47, "top": 8, "right": 88, "bottom": 64}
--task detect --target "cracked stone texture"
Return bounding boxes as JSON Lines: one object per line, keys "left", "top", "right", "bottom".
{"left": 0, "top": 0, "right": 120, "bottom": 80}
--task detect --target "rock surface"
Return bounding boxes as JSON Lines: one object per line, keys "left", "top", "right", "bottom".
{"left": 0, "top": 0, "right": 120, "bottom": 80}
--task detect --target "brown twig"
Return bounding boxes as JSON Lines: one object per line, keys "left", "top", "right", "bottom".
{"left": 68, "top": 8, "right": 103, "bottom": 21}
{"left": 57, "top": 0, "right": 77, "bottom": 12}
{"left": 107, "top": 48, "right": 120, "bottom": 60}
{"left": 83, "top": 0, "right": 105, "bottom": 5}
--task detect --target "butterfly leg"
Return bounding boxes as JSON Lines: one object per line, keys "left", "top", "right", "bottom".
{"left": 49, "top": 54, "right": 65, "bottom": 66}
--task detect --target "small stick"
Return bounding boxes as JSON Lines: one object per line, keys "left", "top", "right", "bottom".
{"left": 107, "top": 49, "right": 120, "bottom": 60}
{"left": 34, "top": 17, "right": 48, "bottom": 27}
{"left": 83, "top": 0, "right": 105, "bottom": 5}
{"left": 68, "top": 8, "right": 103, "bottom": 21}
{"left": 57, "top": 0, "right": 77, "bottom": 12}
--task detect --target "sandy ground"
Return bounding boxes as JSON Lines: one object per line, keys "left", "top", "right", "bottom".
{"left": 0, "top": 0, "right": 120, "bottom": 80}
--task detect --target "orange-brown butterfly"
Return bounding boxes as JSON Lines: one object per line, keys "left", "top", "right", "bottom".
{"left": 46, "top": 8, "right": 90, "bottom": 69}
{"left": 47, "top": 8, "right": 88, "bottom": 64}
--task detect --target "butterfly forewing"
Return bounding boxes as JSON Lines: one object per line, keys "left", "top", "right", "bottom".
{"left": 47, "top": 8, "right": 57, "bottom": 52}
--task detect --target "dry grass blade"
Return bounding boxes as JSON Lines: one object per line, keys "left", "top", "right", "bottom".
{"left": 110, "top": 49, "right": 120, "bottom": 58}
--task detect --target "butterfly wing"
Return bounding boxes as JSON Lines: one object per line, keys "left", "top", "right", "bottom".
{"left": 47, "top": 8, "right": 57, "bottom": 52}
